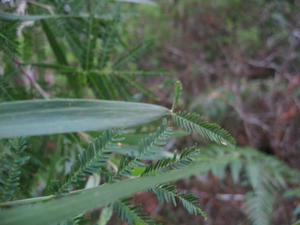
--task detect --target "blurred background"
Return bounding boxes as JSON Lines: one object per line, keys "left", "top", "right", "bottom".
{"left": 126, "top": 1, "right": 300, "bottom": 224}
{"left": 0, "top": 0, "right": 300, "bottom": 225}
{"left": 133, "top": 0, "right": 300, "bottom": 168}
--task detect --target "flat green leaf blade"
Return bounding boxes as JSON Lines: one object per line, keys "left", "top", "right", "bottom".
{"left": 0, "top": 11, "right": 58, "bottom": 21}
{"left": 117, "top": 0, "right": 156, "bottom": 5}
{"left": 0, "top": 11, "right": 111, "bottom": 21}
{"left": 0, "top": 155, "right": 233, "bottom": 225}
{"left": 0, "top": 99, "right": 169, "bottom": 138}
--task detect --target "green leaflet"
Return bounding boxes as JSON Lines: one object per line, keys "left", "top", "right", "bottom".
{"left": 171, "top": 80, "right": 183, "bottom": 112}
{"left": 118, "top": 120, "right": 172, "bottom": 176}
{"left": 40, "top": 22, "right": 68, "bottom": 66}
{"left": 0, "top": 138, "right": 29, "bottom": 202}
{"left": 114, "top": 198, "right": 157, "bottom": 225}
{"left": 53, "top": 130, "right": 117, "bottom": 194}
{"left": 0, "top": 99, "right": 169, "bottom": 138}
{"left": 151, "top": 184, "right": 207, "bottom": 219}
{"left": 172, "top": 112, "right": 236, "bottom": 146}
{"left": 0, "top": 154, "right": 233, "bottom": 225}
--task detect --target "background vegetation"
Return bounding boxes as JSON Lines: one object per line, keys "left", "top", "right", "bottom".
{"left": 0, "top": 0, "right": 299, "bottom": 225}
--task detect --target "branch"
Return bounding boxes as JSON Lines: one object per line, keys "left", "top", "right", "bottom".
{"left": 14, "top": 59, "right": 50, "bottom": 99}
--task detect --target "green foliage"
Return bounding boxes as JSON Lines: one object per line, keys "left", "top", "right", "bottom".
{"left": 0, "top": 20, "right": 19, "bottom": 56}
{"left": 114, "top": 198, "right": 159, "bottom": 225}
{"left": 52, "top": 130, "right": 118, "bottom": 193}
{"left": 142, "top": 146, "right": 200, "bottom": 176}
{"left": 0, "top": 1, "right": 298, "bottom": 225}
{"left": 0, "top": 138, "right": 29, "bottom": 201}
{"left": 225, "top": 147, "right": 298, "bottom": 225}
{"left": 118, "top": 120, "right": 173, "bottom": 177}
{"left": 0, "top": 1, "right": 161, "bottom": 101}
{"left": 151, "top": 184, "right": 207, "bottom": 219}
{"left": 0, "top": 98, "right": 240, "bottom": 224}
{"left": 0, "top": 150, "right": 237, "bottom": 225}
{"left": 171, "top": 80, "right": 183, "bottom": 112}
{"left": 172, "top": 112, "right": 235, "bottom": 146}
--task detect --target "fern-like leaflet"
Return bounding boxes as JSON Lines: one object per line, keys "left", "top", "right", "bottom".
{"left": 118, "top": 120, "right": 173, "bottom": 177}
{"left": 150, "top": 184, "right": 207, "bottom": 219}
{"left": 172, "top": 112, "right": 235, "bottom": 146}
{"left": 53, "top": 130, "right": 119, "bottom": 193}
{"left": 113, "top": 197, "right": 160, "bottom": 225}
{"left": 0, "top": 138, "right": 29, "bottom": 201}
{"left": 142, "top": 146, "right": 201, "bottom": 176}
{"left": 141, "top": 146, "right": 207, "bottom": 219}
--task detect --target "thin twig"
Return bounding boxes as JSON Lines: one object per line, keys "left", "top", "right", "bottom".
{"left": 14, "top": 59, "right": 50, "bottom": 99}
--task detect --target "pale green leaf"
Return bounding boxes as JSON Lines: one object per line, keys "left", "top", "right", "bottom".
{"left": 116, "top": 0, "right": 156, "bottom": 6}
{"left": 0, "top": 11, "right": 111, "bottom": 21}
{"left": 97, "top": 206, "right": 113, "bottom": 225}
{"left": 0, "top": 99, "right": 169, "bottom": 138}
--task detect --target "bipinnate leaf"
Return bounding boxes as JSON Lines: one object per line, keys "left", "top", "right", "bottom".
{"left": 172, "top": 112, "right": 235, "bottom": 146}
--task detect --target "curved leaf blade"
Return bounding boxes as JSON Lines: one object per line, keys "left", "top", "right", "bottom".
{"left": 0, "top": 154, "right": 233, "bottom": 225}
